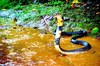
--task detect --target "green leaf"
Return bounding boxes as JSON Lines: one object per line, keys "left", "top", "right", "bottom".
{"left": 77, "top": 23, "right": 83, "bottom": 27}
{"left": 91, "top": 27, "right": 99, "bottom": 34}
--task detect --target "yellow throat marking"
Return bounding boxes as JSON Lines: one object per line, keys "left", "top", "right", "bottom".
{"left": 56, "top": 15, "right": 63, "bottom": 26}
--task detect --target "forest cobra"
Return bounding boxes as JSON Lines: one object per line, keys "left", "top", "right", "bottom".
{"left": 54, "top": 14, "right": 91, "bottom": 54}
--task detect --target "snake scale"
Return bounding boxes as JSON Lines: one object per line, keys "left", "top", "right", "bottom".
{"left": 54, "top": 14, "right": 91, "bottom": 54}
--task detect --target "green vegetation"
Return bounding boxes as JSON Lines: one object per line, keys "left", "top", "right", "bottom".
{"left": 0, "top": 0, "right": 100, "bottom": 38}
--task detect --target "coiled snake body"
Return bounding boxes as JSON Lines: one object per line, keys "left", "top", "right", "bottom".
{"left": 54, "top": 14, "right": 91, "bottom": 54}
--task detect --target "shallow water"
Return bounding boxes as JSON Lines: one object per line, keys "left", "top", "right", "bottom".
{"left": 0, "top": 26, "right": 100, "bottom": 66}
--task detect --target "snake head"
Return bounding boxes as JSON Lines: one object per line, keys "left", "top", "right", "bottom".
{"left": 54, "top": 14, "right": 64, "bottom": 26}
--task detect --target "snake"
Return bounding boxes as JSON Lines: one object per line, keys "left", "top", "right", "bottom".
{"left": 54, "top": 14, "right": 91, "bottom": 54}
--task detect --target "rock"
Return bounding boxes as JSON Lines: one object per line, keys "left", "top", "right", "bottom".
{"left": 96, "top": 35, "right": 100, "bottom": 40}
{"left": 0, "top": 26, "right": 7, "bottom": 29}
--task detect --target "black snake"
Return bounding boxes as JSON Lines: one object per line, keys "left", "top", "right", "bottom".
{"left": 54, "top": 14, "right": 91, "bottom": 54}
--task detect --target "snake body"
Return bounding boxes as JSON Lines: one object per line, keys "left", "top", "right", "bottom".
{"left": 54, "top": 14, "right": 91, "bottom": 54}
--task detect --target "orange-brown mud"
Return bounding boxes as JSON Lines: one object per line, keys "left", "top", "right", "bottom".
{"left": 0, "top": 26, "right": 100, "bottom": 66}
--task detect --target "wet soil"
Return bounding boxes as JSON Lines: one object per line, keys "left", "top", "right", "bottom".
{"left": 0, "top": 26, "right": 100, "bottom": 66}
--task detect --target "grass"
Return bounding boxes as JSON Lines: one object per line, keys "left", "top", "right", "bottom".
{"left": 0, "top": 1, "right": 100, "bottom": 38}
